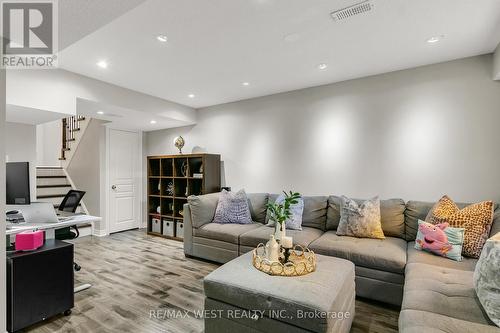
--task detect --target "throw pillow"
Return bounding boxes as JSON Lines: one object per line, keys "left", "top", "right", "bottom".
{"left": 473, "top": 232, "right": 500, "bottom": 327}
{"left": 415, "top": 220, "right": 465, "bottom": 261}
{"left": 336, "top": 196, "right": 385, "bottom": 239}
{"left": 426, "top": 195, "right": 494, "bottom": 258}
{"left": 213, "top": 189, "right": 252, "bottom": 224}
{"left": 266, "top": 193, "right": 304, "bottom": 230}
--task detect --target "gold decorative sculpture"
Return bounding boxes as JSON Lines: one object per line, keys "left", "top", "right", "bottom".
{"left": 174, "top": 136, "right": 185, "bottom": 154}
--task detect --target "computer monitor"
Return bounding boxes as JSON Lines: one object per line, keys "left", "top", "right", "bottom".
{"left": 6, "top": 162, "right": 31, "bottom": 205}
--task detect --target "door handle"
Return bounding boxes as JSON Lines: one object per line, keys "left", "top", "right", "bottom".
{"left": 111, "top": 185, "right": 117, "bottom": 190}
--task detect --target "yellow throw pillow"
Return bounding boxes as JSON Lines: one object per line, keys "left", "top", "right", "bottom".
{"left": 426, "top": 195, "right": 494, "bottom": 258}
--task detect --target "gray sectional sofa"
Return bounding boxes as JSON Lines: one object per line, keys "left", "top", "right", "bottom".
{"left": 183, "top": 193, "right": 500, "bottom": 332}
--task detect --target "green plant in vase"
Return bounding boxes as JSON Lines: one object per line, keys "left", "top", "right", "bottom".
{"left": 266, "top": 191, "right": 301, "bottom": 241}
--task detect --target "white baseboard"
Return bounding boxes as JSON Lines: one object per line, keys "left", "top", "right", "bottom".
{"left": 92, "top": 229, "right": 108, "bottom": 237}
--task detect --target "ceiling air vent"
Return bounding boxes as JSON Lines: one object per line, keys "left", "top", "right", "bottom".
{"left": 331, "top": 0, "right": 374, "bottom": 21}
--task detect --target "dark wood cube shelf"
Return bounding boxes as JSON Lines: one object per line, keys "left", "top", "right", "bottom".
{"left": 147, "top": 153, "right": 221, "bottom": 241}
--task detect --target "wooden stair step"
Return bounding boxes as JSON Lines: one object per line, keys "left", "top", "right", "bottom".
{"left": 37, "top": 175, "right": 66, "bottom": 179}
{"left": 37, "top": 184, "right": 71, "bottom": 189}
{"left": 37, "top": 194, "right": 66, "bottom": 199}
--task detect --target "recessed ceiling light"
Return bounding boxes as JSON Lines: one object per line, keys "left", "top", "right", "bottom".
{"left": 96, "top": 111, "right": 104, "bottom": 115}
{"left": 317, "top": 63, "right": 328, "bottom": 70}
{"left": 427, "top": 35, "right": 444, "bottom": 44}
{"left": 150, "top": 120, "right": 157, "bottom": 124}
{"left": 188, "top": 94, "right": 195, "bottom": 98}
{"left": 96, "top": 60, "right": 108, "bottom": 69}
{"left": 242, "top": 82, "right": 250, "bottom": 86}
{"left": 156, "top": 34, "right": 168, "bottom": 42}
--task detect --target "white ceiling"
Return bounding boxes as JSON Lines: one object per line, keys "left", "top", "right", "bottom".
{"left": 59, "top": 0, "right": 148, "bottom": 50}
{"left": 6, "top": 105, "right": 68, "bottom": 125}
{"left": 76, "top": 98, "right": 189, "bottom": 132}
{"left": 59, "top": 0, "right": 500, "bottom": 109}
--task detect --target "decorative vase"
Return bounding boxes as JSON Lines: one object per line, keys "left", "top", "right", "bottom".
{"left": 274, "top": 222, "right": 286, "bottom": 241}
{"left": 265, "top": 235, "right": 280, "bottom": 262}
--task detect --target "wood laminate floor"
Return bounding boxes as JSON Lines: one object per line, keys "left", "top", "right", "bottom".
{"left": 24, "top": 230, "right": 399, "bottom": 333}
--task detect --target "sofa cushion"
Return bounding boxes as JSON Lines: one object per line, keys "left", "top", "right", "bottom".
{"left": 405, "top": 200, "right": 500, "bottom": 242}
{"left": 407, "top": 241, "right": 477, "bottom": 271}
{"left": 302, "top": 196, "right": 328, "bottom": 230}
{"left": 265, "top": 195, "right": 328, "bottom": 231}
{"left": 239, "top": 225, "right": 323, "bottom": 248}
{"left": 246, "top": 193, "right": 269, "bottom": 223}
{"left": 188, "top": 193, "right": 220, "bottom": 228}
{"left": 193, "top": 222, "right": 261, "bottom": 244}
{"left": 403, "top": 262, "right": 492, "bottom": 325}
{"left": 399, "top": 309, "right": 500, "bottom": 333}
{"left": 327, "top": 196, "right": 405, "bottom": 238}
{"left": 309, "top": 231, "right": 407, "bottom": 274}
{"left": 491, "top": 209, "right": 500, "bottom": 237}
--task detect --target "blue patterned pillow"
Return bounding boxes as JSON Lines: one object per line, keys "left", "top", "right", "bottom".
{"left": 266, "top": 193, "right": 304, "bottom": 230}
{"left": 213, "top": 189, "right": 252, "bottom": 224}
{"left": 415, "top": 220, "right": 465, "bottom": 261}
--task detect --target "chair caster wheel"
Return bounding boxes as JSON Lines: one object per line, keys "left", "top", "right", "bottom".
{"left": 74, "top": 263, "right": 81, "bottom": 271}
{"left": 64, "top": 310, "right": 72, "bottom": 316}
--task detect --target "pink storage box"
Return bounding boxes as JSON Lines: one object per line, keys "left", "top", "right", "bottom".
{"left": 15, "top": 230, "right": 44, "bottom": 251}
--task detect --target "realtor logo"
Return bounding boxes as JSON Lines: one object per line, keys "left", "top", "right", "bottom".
{"left": 1, "top": 0, "right": 58, "bottom": 68}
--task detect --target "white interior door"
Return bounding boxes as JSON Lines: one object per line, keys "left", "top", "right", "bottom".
{"left": 108, "top": 129, "right": 140, "bottom": 233}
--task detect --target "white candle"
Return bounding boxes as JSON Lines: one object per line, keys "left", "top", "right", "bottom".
{"left": 281, "top": 236, "right": 293, "bottom": 249}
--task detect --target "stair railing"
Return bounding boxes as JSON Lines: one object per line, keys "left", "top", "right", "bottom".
{"left": 59, "top": 115, "right": 86, "bottom": 161}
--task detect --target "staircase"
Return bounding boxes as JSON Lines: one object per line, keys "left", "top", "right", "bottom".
{"left": 59, "top": 115, "right": 87, "bottom": 162}
{"left": 36, "top": 167, "right": 87, "bottom": 213}
{"left": 36, "top": 115, "right": 95, "bottom": 236}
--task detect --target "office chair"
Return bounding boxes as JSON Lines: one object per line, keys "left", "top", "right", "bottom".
{"left": 55, "top": 190, "right": 86, "bottom": 271}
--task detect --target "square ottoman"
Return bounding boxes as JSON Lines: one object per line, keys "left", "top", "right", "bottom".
{"left": 203, "top": 251, "right": 355, "bottom": 333}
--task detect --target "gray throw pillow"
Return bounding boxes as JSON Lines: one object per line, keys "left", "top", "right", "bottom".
{"left": 336, "top": 196, "right": 385, "bottom": 239}
{"left": 473, "top": 232, "right": 500, "bottom": 327}
{"left": 213, "top": 189, "right": 252, "bottom": 224}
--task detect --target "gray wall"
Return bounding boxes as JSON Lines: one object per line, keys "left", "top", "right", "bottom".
{"left": 66, "top": 119, "right": 106, "bottom": 218}
{"left": 36, "top": 119, "right": 61, "bottom": 166}
{"left": 494, "top": 43, "right": 500, "bottom": 80}
{"left": 0, "top": 68, "right": 6, "bottom": 333}
{"left": 6, "top": 122, "right": 37, "bottom": 200}
{"left": 146, "top": 55, "right": 500, "bottom": 203}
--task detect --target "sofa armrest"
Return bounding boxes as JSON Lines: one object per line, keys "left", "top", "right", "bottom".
{"left": 183, "top": 203, "right": 194, "bottom": 256}
{"left": 187, "top": 192, "right": 220, "bottom": 228}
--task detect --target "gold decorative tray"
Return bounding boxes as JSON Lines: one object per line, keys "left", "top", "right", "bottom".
{"left": 252, "top": 244, "right": 316, "bottom": 277}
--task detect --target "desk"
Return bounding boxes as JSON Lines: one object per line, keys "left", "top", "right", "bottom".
{"left": 6, "top": 214, "right": 101, "bottom": 240}
{"left": 6, "top": 214, "right": 102, "bottom": 294}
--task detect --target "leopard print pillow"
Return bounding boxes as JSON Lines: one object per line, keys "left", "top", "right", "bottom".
{"left": 426, "top": 195, "right": 494, "bottom": 258}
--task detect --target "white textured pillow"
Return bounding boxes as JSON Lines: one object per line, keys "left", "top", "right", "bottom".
{"left": 473, "top": 232, "right": 500, "bottom": 327}
{"left": 213, "top": 189, "right": 252, "bottom": 224}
